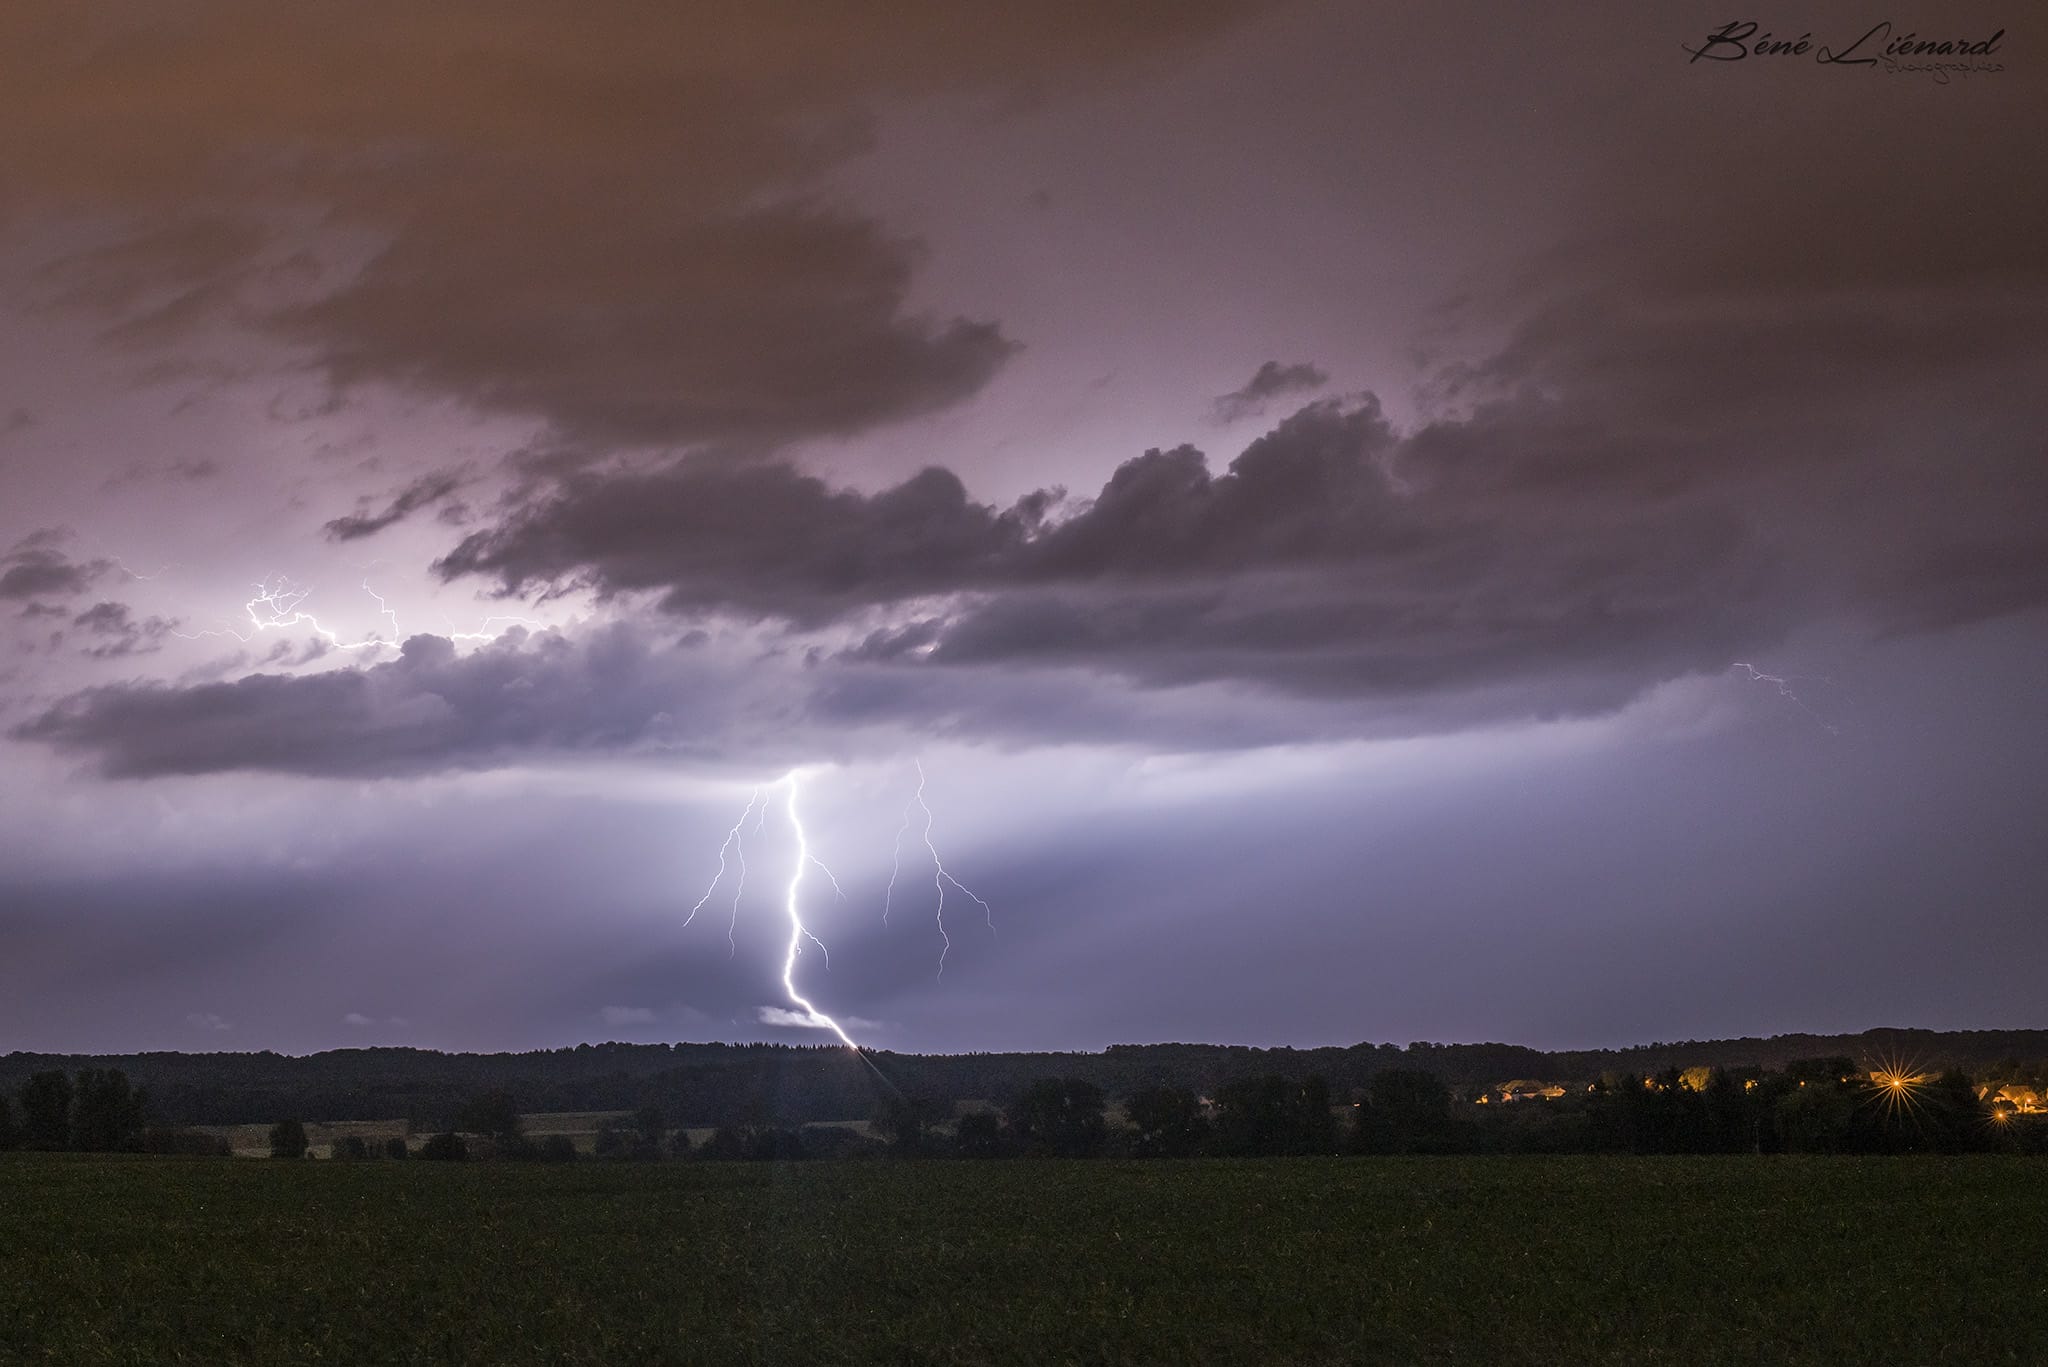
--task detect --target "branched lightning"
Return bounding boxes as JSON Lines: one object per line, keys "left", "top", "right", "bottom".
{"left": 683, "top": 771, "right": 856, "bottom": 1047}
{"left": 173, "top": 576, "right": 539, "bottom": 653}
{"left": 735, "top": 797, "right": 769, "bottom": 957}
{"left": 1730, "top": 662, "right": 1839, "bottom": 734}
{"left": 112, "top": 557, "right": 169, "bottom": 582}
{"left": 680, "top": 763, "right": 991, "bottom": 1051}
{"left": 682, "top": 786, "right": 761, "bottom": 959}
{"left": 885, "top": 759, "right": 993, "bottom": 979}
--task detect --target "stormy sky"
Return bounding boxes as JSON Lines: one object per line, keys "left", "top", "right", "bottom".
{"left": 2, "top": 1, "right": 2043, "bottom": 1055}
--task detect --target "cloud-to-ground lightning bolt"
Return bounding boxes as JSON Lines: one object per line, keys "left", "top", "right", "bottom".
{"left": 678, "top": 764, "right": 991, "bottom": 1063}
{"left": 1730, "top": 662, "right": 1840, "bottom": 734}
{"left": 780, "top": 771, "right": 857, "bottom": 1047}
{"left": 684, "top": 771, "right": 857, "bottom": 1047}
{"left": 884, "top": 760, "right": 993, "bottom": 979}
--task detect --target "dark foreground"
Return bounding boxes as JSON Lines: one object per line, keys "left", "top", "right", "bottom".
{"left": 3, "top": 1154, "right": 2044, "bottom": 1366}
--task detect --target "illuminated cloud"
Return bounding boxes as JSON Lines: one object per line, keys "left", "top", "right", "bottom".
{"left": 324, "top": 471, "right": 469, "bottom": 543}
{"left": 1211, "top": 360, "right": 1329, "bottom": 423}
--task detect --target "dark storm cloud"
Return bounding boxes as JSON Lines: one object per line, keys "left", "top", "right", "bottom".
{"left": 15, "top": 628, "right": 718, "bottom": 778}
{"left": 70, "top": 600, "right": 175, "bottom": 659}
{"left": 33, "top": 216, "right": 268, "bottom": 348}
{"left": 427, "top": 371, "right": 2014, "bottom": 709}
{"left": 0, "top": 1, "right": 1257, "bottom": 451}
{"left": 11, "top": 0, "right": 2046, "bottom": 782}
{"left": 0, "top": 530, "right": 111, "bottom": 600}
{"left": 434, "top": 461, "right": 1040, "bottom": 624}
{"left": 21, "top": 278, "right": 2048, "bottom": 779}
{"left": 324, "top": 470, "right": 467, "bottom": 542}
{"left": 429, "top": 188, "right": 2048, "bottom": 702}
{"left": 1210, "top": 360, "right": 1329, "bottom": 423}
{"left": 15, "top": 614, "right": 1367, "bottom": 778}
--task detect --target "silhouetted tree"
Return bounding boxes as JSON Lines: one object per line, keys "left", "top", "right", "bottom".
{"left": 71, "top": 1069, "right": 148, "bottom": 1151}
{"left": 1355, "top": 1069, "right": 1454, "bottom": 1154}
{"left": 455, "top": 1090, "right": 523, "bottom": 1144}
{"left": 873, "top": 1094, "right": 948, "bottom": 1155}
{"left": 1924, "top": 1069, "right": 1992, "bottom": 1154}
{"left": 1214, "top": 1075, "right": 1339, "bottom": 1156}
{"left": 1701, "top": 1068, "right": 1755, "bottom": 1153}
{"left": 269, "top": 1118, "right": 308, "bottom": 1159}
{"left": 538, "top": 1134, "right": 579, "bottom": 1162}
{"left": 1126, "top": 1086, "right": 1208, "bottom": 1158}
{"left": 696, "top": 1124, "right": 751, "bottom": 1160}
{"left": 1771, "top": 1068, "right": 1859, "bottom": 1153}
{"left": 1008, "top": 1078, "right": 1107, "bottom": 1157}
{"left": 953, "top": 1111, "right": 1007, "bottom": 1157}
{"left": 19, "top": 1071, "right": 73, "bottom": 1150}
{"left": 417, "top": 1130, "right": 468, "bottom": 1161}
{"left": 630, "top": 1104, "right": 668, "bottom": 1159}
{"left": 384, "top": 1136, "right": 409, "bottom": 1159}
{"left": 333, "top": 1135, "right": 372, "bottom": 1160}
{"left": 0, "top": 1095, "right": 17, "bottom": 1150}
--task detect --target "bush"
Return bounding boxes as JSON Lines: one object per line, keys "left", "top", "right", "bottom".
{"left": 455, "top": 1091, "right": 523, "bottom": 1143}
{"left": 269, "top": 1119, "right": 308, "bottom": 1160}
{"left": 954, "top": 1111, "right": 1008, "bottom": 1158}
{"left": 417, "top": 1130, "right": 468, "bottom": 1161}
{"left": 1008, "top": 1078, "right": 1107, "bottom": 1158}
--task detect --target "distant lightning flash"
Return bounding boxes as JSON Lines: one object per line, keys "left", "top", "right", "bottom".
{"left": 884, "top": 759, "right": 993, "bottom": 979}
{"left": 174, "top": 576, "right": 538, "bottom": 652}
{"left": 682, "top": 786, "right": 761, "bottom": 958}
{"left": 1730, "top": 662, "right": 1840, "bottom": 734}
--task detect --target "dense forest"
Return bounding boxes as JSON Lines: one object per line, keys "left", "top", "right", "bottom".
{"left": 5, "top": 1027, "right": 2046, "bottom": 1129}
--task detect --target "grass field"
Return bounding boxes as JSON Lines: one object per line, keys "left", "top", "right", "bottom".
{"left": 3, "top": 1153, "right": 2045, "bottom": 1365}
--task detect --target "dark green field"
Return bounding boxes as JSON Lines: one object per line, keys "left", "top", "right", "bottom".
{"left": 4, "top": 1154, "right": 2044, "bottom": 1366}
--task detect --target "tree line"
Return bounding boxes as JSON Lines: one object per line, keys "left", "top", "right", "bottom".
{"left": 9, "top": 1028, "right": 2048, "bottom": 1130}
{"left": 248, "top": 1060, "right": 2047, "bottom": 1164}
{"left": 0, "top": 1068, "right": 228, "bottom": 1155}
{"left": 9, "top": 1056, "right": 2044, "bottom": 1163}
